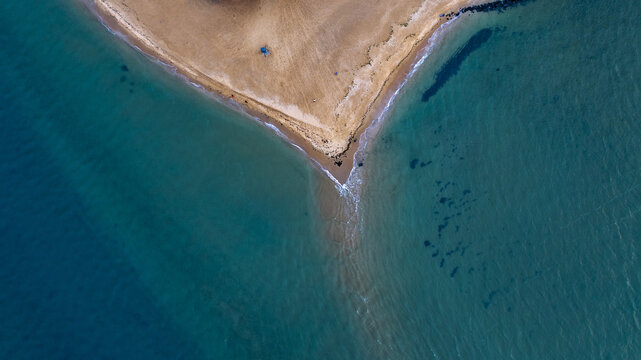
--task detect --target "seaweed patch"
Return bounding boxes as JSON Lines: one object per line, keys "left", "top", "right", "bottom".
{"left": 422, "top": 28, "right": 493, "bottom": 103}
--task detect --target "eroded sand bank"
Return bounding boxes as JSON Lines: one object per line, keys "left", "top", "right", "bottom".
{"left": 93, "top": 0, "right": 481, "bottom": 183}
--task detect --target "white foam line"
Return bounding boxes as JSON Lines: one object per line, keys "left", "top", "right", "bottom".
{"left": 100, "top": 21, "right": 115, "bottom": 35}
{"left": 94, "top": 6, "right": 211, "bottom": 94}
{"left": 346, "top": 18, "right": 458, "bottom": 188}
{"left": 94, "top": 8, "right": 347, "bottom": 190}
{"left": 261, "top": 123, "right": 346, "bottom": 190}
{"left": 95, "top": 11, "right": 117, "bottom": 36}
{"left": 339, "top": 18, "right": 459, "bottom": 220}
{"left": 95, "top": 3, "right": 455, "bottom": 195}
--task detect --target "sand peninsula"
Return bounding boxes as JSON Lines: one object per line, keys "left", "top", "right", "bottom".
{"left": 93, "top": 0, "right": 489, "bottom": 183}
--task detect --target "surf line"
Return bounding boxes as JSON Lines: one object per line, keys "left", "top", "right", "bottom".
{"left": 344, "top": 16, "right": 458, "bottom": 189}
{"left": 90, "top": 0, "right": 532, "bottom": 194}
{"left": 88, "top": 0, "right": 347, "bottom": 190}
{"left": 346, "top": 0, "right": 535, "bottom": 188}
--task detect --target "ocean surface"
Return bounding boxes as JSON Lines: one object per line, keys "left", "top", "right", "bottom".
{"left": 1, "top": 0, "right": 640, "bottom": 359}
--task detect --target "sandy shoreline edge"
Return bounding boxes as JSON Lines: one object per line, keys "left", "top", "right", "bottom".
{"left": 88, "top": 0, "right": 481, "bottom": 185}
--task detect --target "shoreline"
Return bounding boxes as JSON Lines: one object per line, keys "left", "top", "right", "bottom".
{"left": 346, "top": 16, "right": 464, "bottom": 186}
{"left": 89, "top": 0, "right": 482, "bottom": 185}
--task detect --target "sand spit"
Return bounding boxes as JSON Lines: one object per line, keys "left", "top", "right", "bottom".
{"left": 92, "top": 0, "right": 484, "bottom": 183}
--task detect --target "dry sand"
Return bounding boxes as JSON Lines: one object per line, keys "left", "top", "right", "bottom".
{"left": 93, "top": 0, "right": 480, "bottom": 183}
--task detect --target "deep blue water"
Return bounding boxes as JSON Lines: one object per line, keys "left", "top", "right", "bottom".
{"left": 1, "top": 1, "right": 353, "bottom": 359}
{"left": 2, "top": 0, "right": 641, "bottom": 359}
{"left": 0, "top": 114, "right": 200, "bottom": 359}
{"left": 0, "top": 7, "right": 201, "bottom": 358}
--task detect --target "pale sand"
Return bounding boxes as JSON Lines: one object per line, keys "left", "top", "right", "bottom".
{"left": 93, "top": 0, "right": 481, "bottom": 183}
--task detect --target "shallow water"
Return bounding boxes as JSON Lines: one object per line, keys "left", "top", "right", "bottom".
{"left": 1, "top": 1, "right": 356, "bottom": 358}
{"left": 357, "top": 0, "right": 641, "bottom": 358}
{"left": 1, "top": 0, "right": 641, "bottom": 359}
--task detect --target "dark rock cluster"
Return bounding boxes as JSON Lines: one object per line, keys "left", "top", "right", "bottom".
{"left": 441, "top": 0, "right": 532, "bottom": 20}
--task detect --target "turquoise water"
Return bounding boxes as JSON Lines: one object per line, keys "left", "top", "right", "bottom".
{"left": 357, "top": 0, "right": 641, "bottom": 358}
{"left": 1, "top": 0, "right": 640, "bottom": 359}
{"left": 0, "top": 1, "right": 356, "bottom": 358}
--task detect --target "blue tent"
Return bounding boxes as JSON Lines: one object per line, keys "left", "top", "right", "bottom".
{"left": 260, "top": 46, "right": 271, "bottom": 56}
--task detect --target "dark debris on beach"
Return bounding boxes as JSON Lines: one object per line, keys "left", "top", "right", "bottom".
{"left": 441, "top": 0, "right": 533, "bottom": 20}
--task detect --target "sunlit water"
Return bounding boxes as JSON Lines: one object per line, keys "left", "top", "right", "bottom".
{"left": 1, "top": 0, "right": 640, "bottom": 359}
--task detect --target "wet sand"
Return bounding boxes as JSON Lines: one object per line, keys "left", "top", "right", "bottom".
{"left": 92, "top": 0, "right": 482, "bottom": 183}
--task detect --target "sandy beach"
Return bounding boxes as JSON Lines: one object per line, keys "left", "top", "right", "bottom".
{"left": 92, "top": 0, "right": 481, "bottom": 183}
